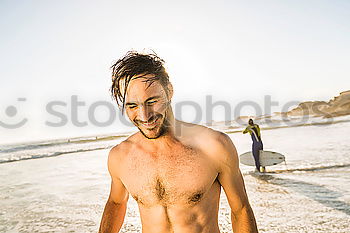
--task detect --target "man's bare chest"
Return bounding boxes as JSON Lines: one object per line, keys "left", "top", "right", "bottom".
{"left": 119, "top": 146, "right": 218, "bottom": 207}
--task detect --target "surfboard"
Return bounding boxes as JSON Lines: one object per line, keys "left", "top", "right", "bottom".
{"left": 239, "top": 150, "right": 285, "bottom": 167}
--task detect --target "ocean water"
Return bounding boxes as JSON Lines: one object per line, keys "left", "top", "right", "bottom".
{"left": 0, "top": 117, "right": 349, "bottom": 232}
{"left": 233, "top": 120, "right": 350, "bottom": 232}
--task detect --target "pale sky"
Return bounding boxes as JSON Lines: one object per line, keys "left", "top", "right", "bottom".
{"left": 1, "top": 0, "right": 349, "bottom": 144}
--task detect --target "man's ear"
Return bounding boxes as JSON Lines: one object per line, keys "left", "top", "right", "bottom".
{"left": 166, "top": 83, "right": 174, "bottom": 101}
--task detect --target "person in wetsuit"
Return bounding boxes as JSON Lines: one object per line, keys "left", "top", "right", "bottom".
{"left": 243, "top": 119, "right": 264, "bottom": 172}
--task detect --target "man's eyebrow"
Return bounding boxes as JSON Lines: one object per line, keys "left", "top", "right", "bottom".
{"left": 145, "top": 96, "right": 161, "bottom": 102}
{"left": 125, "top": 96, "right": 161, "bottom": 106}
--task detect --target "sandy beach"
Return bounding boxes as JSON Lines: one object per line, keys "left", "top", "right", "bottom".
{"left": 1, "top": 119, "right": 350, "bottom": 233}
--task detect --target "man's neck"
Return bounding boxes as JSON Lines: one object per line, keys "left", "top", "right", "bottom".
{"left": 145, "top": 107, "right": 187, "bottom": 145}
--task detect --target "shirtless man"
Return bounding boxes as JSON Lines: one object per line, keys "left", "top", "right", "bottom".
{"left": 99, "top": 51, "right": 258, "bottom": 233}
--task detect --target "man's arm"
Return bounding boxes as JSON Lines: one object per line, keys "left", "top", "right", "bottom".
{"left": 216, "top": 133, "right": 258, "bottom": 233}
{"left": 242, "top": 127, "right": 250, "bottom": 134}
{"left": 99, "top": 146, "right": 129, "bottom": 233}
{"left": 255, "top": 125, "right": 261, "bottom": 137}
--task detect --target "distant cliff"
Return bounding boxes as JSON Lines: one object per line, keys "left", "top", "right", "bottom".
{"left": 286, "top": 90, "right": 350, "bottom": 118}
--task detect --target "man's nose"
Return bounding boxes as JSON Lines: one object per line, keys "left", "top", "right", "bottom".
{"left": 138, "top": 105, "right": 152, "bottom": 122}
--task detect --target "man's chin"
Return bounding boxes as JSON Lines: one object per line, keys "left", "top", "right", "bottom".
{"left": 138, "top": 126, "right": 164, "bottom": 139}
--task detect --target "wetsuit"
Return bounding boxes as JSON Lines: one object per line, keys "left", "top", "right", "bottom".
{"left": 243, "top": 124, "right": 263, "bottom": 170}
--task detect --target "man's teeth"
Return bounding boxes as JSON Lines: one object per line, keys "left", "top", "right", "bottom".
{"left": 142, "top": 118, "right": 157, "bottom": 126}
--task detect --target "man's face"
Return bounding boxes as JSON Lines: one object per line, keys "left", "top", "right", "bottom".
{"left": 249, "top": 119, "right": 253, "bottom": 126}
{"left": 124, "top": 75, "right": 171, "bottom": 139}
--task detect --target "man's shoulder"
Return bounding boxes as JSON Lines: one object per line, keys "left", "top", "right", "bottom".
{"left": 186, "top": 123, "right": 233, "bottom": 155}
{"left": 108, "top": 133, "right": 140, "bottom": 162}
{"left": 108, "top": 133, "right": 142, "bottom": 177}
{"left": 180, "top": 121, "right": 222, "bottom": 136}
{"left": 201, "top": 126, "right": 230, "bottom": 146}
{"left": 189, "top": 125, "right": 238, "bottom": 171}
{"left": 202, "top": 129, "right": 239, "bottom": 172}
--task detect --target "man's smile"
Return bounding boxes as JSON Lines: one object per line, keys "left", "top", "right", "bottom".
{"left": 137, "top": 115, "right": 161, "bottom": 129}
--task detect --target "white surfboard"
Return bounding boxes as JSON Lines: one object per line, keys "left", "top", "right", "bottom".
{"left": 239, "top": 150, "right": 285, "bottom": 167}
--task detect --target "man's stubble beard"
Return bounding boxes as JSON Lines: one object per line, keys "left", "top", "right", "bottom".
{"left": 137, "top": 109, "right": 171, "bottom": 140}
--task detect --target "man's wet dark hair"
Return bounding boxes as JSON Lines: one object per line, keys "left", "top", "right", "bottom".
{"left": 110, "top": 51, "right": 170, "bottom": 111}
